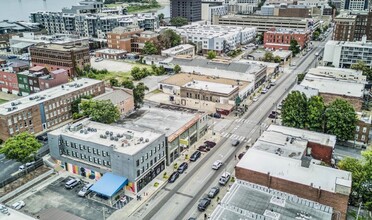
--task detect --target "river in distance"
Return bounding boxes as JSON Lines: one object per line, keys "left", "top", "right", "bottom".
{"left": 0, "top": 0, "right": 170, "bottom": 22}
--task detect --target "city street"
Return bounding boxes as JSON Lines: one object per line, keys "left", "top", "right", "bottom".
{"left": 128, "top": 36, "right": 332, "bottom": 220}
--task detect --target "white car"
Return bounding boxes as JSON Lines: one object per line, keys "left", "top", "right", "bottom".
{"left": 12, "top": 201, "right": 25, "bottom": 210}
{"left": 78, "top": 183, "right": 93, "bottom": 197}
{"left": 95, "top": 57, "right": 103, "bottom": 62}
{"left": 212, "top": 160, "right": 223, "bottom": 170}
{"left": 253, "top": 97, "right": 258, "bottom": 102}
{"left": 19, "top": 161, "right": 35, "bottom": 171}
{"left": 218, "top": 172, "right": 231, "bottom": 186}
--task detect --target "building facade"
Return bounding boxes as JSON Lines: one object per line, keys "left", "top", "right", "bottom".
{"left": 170, "top": 0, "right": 202, "bottom": 22}
{"left": 341, "top": 0, "right": 369, "bottom": 10}
{"left": 201, "top": 1, "right": 228, "bottom": 23}
{"left": 332, "top": 11, "right": 372, "bottom": 41}
{"left": 93, "top": 88, "right": 135, "bottom": 118}
{"left": 0, "top": 78, "right": 105, "bottom": 141}
{"left": 161, "top": 44, "right": 195, "bottom": 57}
{"left": 48, "top": 119, "right": 166, "bottom": 193}
{"left": 0, "top": 68, "right": 19, "bottom": 95}
{"left": 355, "top": 112, "right": 371, "bottom": 144}
{"left": 30, "top": 44, "right": 90, "bottom": 77}
{"left": 264, "top": 28, "right": 311, "bottom": 50}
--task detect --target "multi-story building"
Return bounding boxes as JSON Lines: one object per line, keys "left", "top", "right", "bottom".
{"left": 30, "top": 12, "right": 159, "bottom": 39}
{"left": 297, "top": 0, "right": 329, "bottom": 8}
{"left": 264, "top": 27, "right": 311, "bottom": 50}
{"left": 30, "top": 44, "right": 90, "bottom": 77}
{"left": 93, "top": 88, "right": 135, "bottom": 118}
{"left": 174, "top": 24, "right": 257, "bottom": 54}
{"left": 202, "top": 0, "right": 228, "bottom": 23}
{"left": 106, "top": 26, "right": 159, "bottom": 53}
{"left": 333, "top": 11, "right": 372, "bottom": 41}
{"left": 355, "top": 112, "right": 371, "bottom": 144}
{"left": 235, "top": 124, "right": 351, "bottom": 219}
{"left": 214, "top": 14, "right": 319, "bottom": 33}
{"left": 170, "top": 0, "right": 202, "bottom": 22}
{"left": 341, "top": 0, "right": 369, "bottom": 10}
{"left": 0, "top": 67, "right": 19, "bottom": 95}
{"left": 60, "top": 0, "right": 103, "bottom": 14}
{"left": 161, "top": 44, "right": 195, "bottom": 57}
{"left": 323, "top": 37, "right": 372, "bottom": 68}
{"left": 0, "top": 78, "right": 105, "bottom": 141}
{"left": 307, "top": 66, "right": 367, "bottom": 83}
{"left": 17, "top": 67, "right": 69, "bottom": 96}
{"left": 48, "top": 119, "right": 166, "bottom": 193}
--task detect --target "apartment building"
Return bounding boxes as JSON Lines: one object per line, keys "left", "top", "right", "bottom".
{"left": 264, "top": 27, "right": 311, "bottom": 50}
{"left": 201, "top": 0, "right": 228, "bottom": 23}
{"left": 0, "top": 67, "right": 19, "bottom": 95}
{"left": 174, "top": 24, "right": 257, "bottom": 54}
{"left": 0, "top": 78, "right": 105, "bottom": 141}
{"left": 323, "top": 37, "right": 372, "bottom": 68}
{"left": 30, "top": 44, "right": 90, "bottom": 77}
{"left": 333, "top": 11, "right": 372, "bottom": 41}
{"left": 214, "top": 14, "right": 319, "bottom": 33}
{"left": 170, "top": 0, "right": 202, "bottom": 22}
{"left": 107, "top": 26, "right": 159, "bottom": 53}
{"left": 48, "top": 119, "right": 166, "bottom": 193}
{"left": 17, "top": 67, "right": 69, "bottom": 96}
{"left": 30, "top": 12, "right": 159, "bottom": 39}
{"left": 341, "top": 0, "right": 369, "bottom": 10}
{"left": 236, "top": 125, "right": 351, "bottom": 219}
{"left": 161, "top": 44, "right": 195, "bottom": 57}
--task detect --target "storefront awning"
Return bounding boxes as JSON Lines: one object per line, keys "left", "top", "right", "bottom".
{"left": 90, "top": 173, "right": 128, "bottom": 197}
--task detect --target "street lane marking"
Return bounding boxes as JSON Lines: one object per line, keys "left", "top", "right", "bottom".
{"left": 175, "top": 192, "right": 193, "bottom": 199}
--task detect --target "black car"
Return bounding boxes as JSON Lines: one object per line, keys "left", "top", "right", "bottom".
{"left": 168, "top": 171, "right": 179, "bottom": 183}
{"left": 268, "top": 111, "right": 279, "bottom": 119}
{"left": 190, "top": 151, "right": 201, "bottom": 162}
{"left": 208, "top": 186, "right": 220, "bottom": 198}
{"left": 198, "top": 198, "right": 211, "bottom": 211}
{"left": 204, "top": 141, "right": 216, "bottom": 148}
{"left": 238, "top": 152, "right": 246, "bottom": 160}
{"left": 177, "top": 162, "right": 188, "bottom": 174}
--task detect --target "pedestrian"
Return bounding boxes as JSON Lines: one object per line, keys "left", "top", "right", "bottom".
{"left": 234, "top": 154, "right": 237, "bottom": 160}
{"left": 204, "top": 213, "right": 207, "bottom": 220}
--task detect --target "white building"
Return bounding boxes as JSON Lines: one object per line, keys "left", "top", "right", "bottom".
{"left": 307, "top": 66, "right": 367, "bottom": 84}
{"left": 161, "top": 44, "right": 195, "bottom": 57}
{"left": 297, "top": 0, "right": 328, "bottom": 7}
{"left": 323, "top": 36, "right": 372, "bottom": 68}
{"left": 202, "top": 1, "right": 228, "bottom": 23}
{"left": 174, "top": 24, "right": 256, "bottom": 54}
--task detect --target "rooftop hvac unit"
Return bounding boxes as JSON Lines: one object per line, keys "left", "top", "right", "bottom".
{"left": 110, "top": 136, "right": 115, "bottom": 141}
{"left": 105, "top": 131, "right": 110, "bottom": 135}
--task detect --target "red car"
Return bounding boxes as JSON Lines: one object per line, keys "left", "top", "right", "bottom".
{"left": 198, "top": 145, "right": 209, "bottom": 152}
{"left": 204, "top": 141, "right": 216, "bottom": 148}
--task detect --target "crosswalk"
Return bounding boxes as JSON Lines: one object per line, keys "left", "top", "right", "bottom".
{"left": 220, "top": 132, "right": 251, "bottom": 143}
{"left": 235, "top": 118, "right": 269, "bottom": 128}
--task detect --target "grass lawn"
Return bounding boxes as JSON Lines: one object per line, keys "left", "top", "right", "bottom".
{"left": 94, "top": 71, "right": 132, "bottom": 82}
{"left": 0, "top": 99, "right": 8, "bottom": 104}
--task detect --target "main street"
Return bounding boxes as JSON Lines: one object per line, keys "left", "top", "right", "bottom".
{"left": 130, "top": 36, "right": 331, "bottom": 220}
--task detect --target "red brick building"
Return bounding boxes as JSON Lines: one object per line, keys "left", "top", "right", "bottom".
{"left": 264, "top": 27, "right": 311, "bottom": 50}
{"left": 235, "top": 125, "right": 352, "bottom": 220}
{"left": 0, "top": 68, "right": 19, "bottom": 94}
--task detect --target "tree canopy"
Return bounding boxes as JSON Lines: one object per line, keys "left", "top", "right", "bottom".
{"left": 122, "top": 79, "right": 135, "bottom": 89}
{"left": 157, "top": 29, "right": 181, "bottom": 50}
{"left": 307, "top": 96, "right": 325, "bottom": 131}
{"left": 289, "top": 39, "right": 300, "bottom": 55}
{"left": 170, "top": 16, "right": 188, "bottom": 27}
{"left": 351, "top": 60, "right": 372, "bottom": 81}
{"left": 142, "top": 41, "right": 158, "bottom": 55}
{"left": 207, "top": 51, "right": 217, "bottom": 59}
{"left": 174, "top": 64, "right": 181, "bottom": 74}
{"left": 133, "top": 82, "right": 149, "bottom": 108}
{"left": 281, "top": 91, "right": 308, "bottom": 129}
{"left": 0, "top": 132, "right": 42, "bottom": 163}
{"left": 80, "top": 100, "right": 120, "bottom": 124}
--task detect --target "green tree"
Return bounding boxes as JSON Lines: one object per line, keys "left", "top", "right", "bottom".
{"left": 325, "top": 99, "right": 356, "bottom": 141}
{"left": 141, "top": 67, "right": 150, "bottom": 77}
{"left": 170, "top": 16, "right": 188, "bottom": 27}
{"left": 80, "top": 100, "right": 120, "bottom": 124}
{"left": 313, "top": 31, "right": 320, "bottom": 40}
{"left": 281, "top": 91, "right": 308, "bottom": 129}
{"left": 131, "top": 66, "right": 145, "bottom": 80}
{"left": 207, "top": 51, "right": 217, "bottom": 59}
{"left": 289, "top": 39, "right": 300, "bottom": 55}
{"left": 273, "top": 56, "right": 281, "bottom": 63}
{"left": 122, "top": 79, "right": 135, "bottom": 89}
{"left": 157, "top": 29, "right": 181, "bottom": 49}
{"left": 174, "top": 64, "right": 181, "bottom": 74}
{"left": 142, "top": 41, "right": 158, "bottom": 55}
{"left": 297, "top": 73, "right": 306, "bottom": 84}
{"left": 158, "top": 13, "right": 164, "bottom": 21}
{"left": 0, "top": 132, "right": 42, "bottom": 163}
{"left": 109, "top": 78, "right": 119, "bottom": 87}
{"left": 133, "top": 82, "right": 149, "bottom": 108}
{"left": 351, "top": 60, "right": 372, "bottom": 80}
{"left": 262, "top": 52, "right": 274, "bottom": 62}
{"left": 157, "top": 66, "right": 167, "bottom": 75}
{"left": 307, "top": 96, "right": 325, "bottom": 131}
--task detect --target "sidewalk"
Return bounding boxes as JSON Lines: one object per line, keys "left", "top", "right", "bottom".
{"left": 108, "top": 129, "right": 222, "bottom": 219}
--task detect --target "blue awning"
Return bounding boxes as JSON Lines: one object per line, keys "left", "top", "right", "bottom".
{"left": 90, "top": 173, "right": 128, "bottom": 197}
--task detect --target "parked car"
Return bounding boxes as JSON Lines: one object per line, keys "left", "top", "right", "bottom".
{"left": 219, "top": 172, "right": 231, "bottom": 186}
{"left": 168, "top": 171, "right": 180, "bottom": 183}
{"left": 212, "top": 160, "right": 223, "bottom": 170}
{"left": 177, "top": 162, "right": 188, "bottom": 174}
{"left": 7, "top": 55, "right": 17, "bottom": 59}
{"left": 253, "top": 97, "right": 258, "bottom": 102}
{"left": 208, "top": 186, "right": 220, "bottom": 198}
{"left": 36, "top": 134, "right": 48, "bottom": 141}
{"left": 198, "top": 145, "right": 210, "bottom": 152}
{"left": 210, "top": 112, "right": 221, "bottom": 118}
{"left": 65, "top": 178, "right": 80, "bottom": 189}
{"left": 238, "top": 152, "right": 246, "bottom": 160}
{"left": 204, "top": 141, "right": 216, "bottom": 148}
{"left": 11, "top": 201, "right": 25, "bottom": 210}
{"left": 268, "top": 111, "right": 279, "bottom": 119}
{"left": 95, "top": 57, "right": 103, "bottom": 62}
{"left": 231, "top": 140, "right": 240, "bottom": 146}
{"left": 197, "top": 198, "right": 211, "bottom": 211}
{"left": 190, "top": 151, "right": 201, "bottom": 162}
{"left": 261, "top": 89, "right": 268, "bottom": 94}
{"left": 78, "top": 183, "right": 93, "bottom": 197}
{"left": 19, "top": 161, "right": 35, "bottom": 171}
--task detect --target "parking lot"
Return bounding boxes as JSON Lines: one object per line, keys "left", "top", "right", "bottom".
{"left": 18, "top": 177, "right": 116, "bottom": 220}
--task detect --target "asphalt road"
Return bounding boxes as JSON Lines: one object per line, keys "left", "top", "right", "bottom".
{"left": 0, "top": 154, "right": 21, "bottom": 181}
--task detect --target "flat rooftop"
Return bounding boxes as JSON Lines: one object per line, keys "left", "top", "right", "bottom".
{"left": 308, "top": 66, "right": 364, "bottom": 77}
{"left": 118, "top": 106, "right": 202, "bottom": 142}
{"left": 301, "top": 74, "right": 365, "bottom": 98}
{"left": 96, "top": 48, "right": 127, "bottom": 54}
{"left": 211, "top": 180, "right": 333, "bottom": 220}
{"left": 161, "top": 44, "right": 194, "bottom": 54}
{"left": 326, "top": 40, "right": 372, "bottom": 48}
{"left": 31, "top": 43, "right": 88, "bottom": 51}
{"left": 291, "top": 84, "right": 319, "bottom": 98}
{"left": 182, "top": 80, "right": 238, "bottom": 95}
{"left": 49, "top": 119, "right": 163, "bottom": 156}
{"left": 0, "top": 78, "right": 102, "bottom": 116}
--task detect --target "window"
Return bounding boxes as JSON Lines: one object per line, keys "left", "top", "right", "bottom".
{"left": 356, "top": 126, "right": 360, "bottom": 132}
{"left": 141, "top": 156, "right": 144, "bottom": 163}
{"left": 136, "top": 160, "right": 140, "bottom": 167}
{"left": 361, "top": 135, "right": 366, "bottom": 141}
{"left": 137, "top": 170, "right": 141, "bottom": 177}
{"left": 88, "top": 147, "right": 91, "bottom": 153}
{"left": 363, "top": 127, "right": 367, "bottom": 133}
{"left": 93, "top": 148, "right": 96, "bottom": 154}
{"left": 146, "top": 153, "right": 148, "bottom": 160}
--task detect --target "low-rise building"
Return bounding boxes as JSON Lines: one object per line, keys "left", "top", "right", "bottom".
{"left": 323, "top": 37, "right": 372, "bottom": 68}
{"left": 48, "top": 119, "right": 166, "bottom": 193}
{"left": 93, "top": 88, "right": 134, "bottom": 118}
{"left": 119, "top": 106, "right": 208, "bottom": 164}
{"left": 201, "top": 0, "right": 228, "bottom": 23}
{"left": 0, "top": 78, "right": 105, "bottom": 141}
{"left": 95, "top": 49, "right": 127, "bottom": 60}
{"left": 30, "top": 43, "right": 90, "bottom": 77}
{"left": 300, "top": 73, "right": 365, "bottom": 111}
{"left": 161, "top": 44, "right": 195, "bottom": 57}
{"left": 264, "top": 27, "right": 311, "bottom": 50}
{"left": 355, "top": 112, "right": 371, "bottom": 144}
{"left": 291, "top": 84, "right": 319, "bottom": 98}
{"left": 0, "top": 67, "right": 19, "bottom": 95}
{"left": 235, "top": 124, "right": 351, "bottom": 219}
{"left": 211, "top": 180, "right": 333, "bottom": 220}
{"left": 307, "top": 66, "right": 367, "bottom": 83}
{"left": 173, "top": 24, "right": 257, "bottom": 54}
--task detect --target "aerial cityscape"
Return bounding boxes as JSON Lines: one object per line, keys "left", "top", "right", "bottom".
{"left": 0, "top": 0, "right": 371, "bottom": 219}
